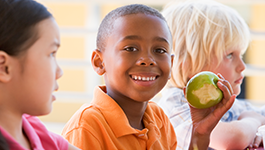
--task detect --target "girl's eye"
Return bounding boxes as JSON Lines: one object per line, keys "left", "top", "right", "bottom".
{"left": 226, "top": 53, "right": 233, "bottom": 59}
{"left": 50, "top": 51, "right": 57, "bottom": 57}
{"left": 155, "top": 48, "right": 167, "bottom": 54}
{"left": 124, "top": 47, "right": 137, "bottom": 52}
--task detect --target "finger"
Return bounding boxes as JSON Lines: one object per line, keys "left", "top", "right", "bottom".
{"left": 248, "top": 137, "right": 254, "bottom": 148}
{"left": 218, "top": 79, "right": 233, "bottom": 95}
{"left": 248, "top": 144, "right": 253, "bottom": 148}
{"left": 217, "top": 73, "right": 233, "bottom": 95}
{"left": 213, "top": 94, "right": 235, "bottom": 120}
{"left": 221, "top": 94, "right": 236, "bottom": 113}
{"left": 217, "top": 73, "right": 224, "bottom": 80}
{"left": 183, "top": 87, "right": 186, "bottom": 96}
{"left": 192, "top": 94, "right": 235, "bottom": 136}
{"left": 196, "top": 96, "right": 235, "bottom": 135}
{"left": 217, "top": 81, "right": 232, "bottom": 103}
{"left": 253, "top": 135, "right": 262, "bottom": 148}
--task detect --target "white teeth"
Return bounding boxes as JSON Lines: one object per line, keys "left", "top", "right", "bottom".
{"left": 132, "top": 75, "right": 156, "bottom": 81}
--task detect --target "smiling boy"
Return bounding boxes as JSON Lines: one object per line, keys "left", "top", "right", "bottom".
{"left": 62, "top": 4, "right": 235, "bottom": 150}
{"left": 62, "top": 4, "right": 176, "bottom": 149}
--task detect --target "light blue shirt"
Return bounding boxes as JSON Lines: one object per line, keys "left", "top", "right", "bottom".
{"left": 158, "top": 87, "right": 265, "bottom": 150}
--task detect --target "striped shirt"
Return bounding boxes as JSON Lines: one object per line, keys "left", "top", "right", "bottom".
{"left": 158, "top": 87, "right": 265, "bottom": 150}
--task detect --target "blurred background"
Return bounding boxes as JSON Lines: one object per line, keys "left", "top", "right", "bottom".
{"left": 36, "top": 0, "right": 265, "bottom": 134}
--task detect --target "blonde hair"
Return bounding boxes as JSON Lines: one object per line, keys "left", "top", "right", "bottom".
{"left": 163, "top": 0, "right": 250, "bottom": 89}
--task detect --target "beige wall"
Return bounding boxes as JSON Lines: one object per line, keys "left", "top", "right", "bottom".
{"left": 37, "top": 1, "right": 265, "bottom": 123}
{"left": 38, "top": 2, "right": 96, "bottom": 122}
{"left": 246, "top": 4, "right": 265, "bottom": 101}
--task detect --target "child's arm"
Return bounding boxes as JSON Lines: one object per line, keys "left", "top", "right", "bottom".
{"left": 238, "top": 111, "right": 265, "bottom": 148}
{"left": 209, "top": 110, "right": 265, "bottom": 149}
{"left": 188, "top": 74, "right": 236, "bottom": 150}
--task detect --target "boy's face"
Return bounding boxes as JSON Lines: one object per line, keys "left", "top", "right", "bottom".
{"left": 204, "top": 48, "right": 245, "bottom": 96}
{"left": 100, "top": 14, "right": 172, "bottom": 102}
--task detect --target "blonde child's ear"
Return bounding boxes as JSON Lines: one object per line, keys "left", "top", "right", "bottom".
{"left": 91, "top": 49, "right": 105, "bottom": 75}
{"left": 168, "top": 54, "right": 174, "bottom": 80}
{"left": 171, "top": 54, "right": 174, "bottom": 68}
{"left": 0, "top": 51, "right": 11, "bottom": 82}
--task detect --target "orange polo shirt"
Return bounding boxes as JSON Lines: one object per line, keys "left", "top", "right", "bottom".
{"left": 62, "top": 86, "right": 177, "bottom": 150}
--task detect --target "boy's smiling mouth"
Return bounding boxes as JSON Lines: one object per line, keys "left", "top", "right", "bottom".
{"left": 130, "top": 75, "right": 158, "bottom": 81}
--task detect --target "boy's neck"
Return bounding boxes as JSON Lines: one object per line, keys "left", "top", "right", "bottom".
{"left": 108, "top": 93, "right": 148, "bottom": 130}
{"left": 122, "top": 101, "right": 148, "bottom": 130}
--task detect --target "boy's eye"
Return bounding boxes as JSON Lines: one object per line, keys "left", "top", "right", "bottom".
{"left": 124, "top": 47, "right": 137, "bottom": 52}
{"left": 155, "top": 48, "right": 167, "bottom": 54}
{"left": 226, "top": 53, "right": 233, "bottom": 59}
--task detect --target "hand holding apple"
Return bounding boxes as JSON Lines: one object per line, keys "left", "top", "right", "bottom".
{"left": 187, "top": 73, "right": 236, "bottom": 150}
{"left": 186, "top": 71, "right": 223, "bottom": 109}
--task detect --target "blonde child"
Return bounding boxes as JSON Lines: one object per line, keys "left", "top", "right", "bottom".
{"left": 62, "top": 4, "right": 235, "bottom": 150}
{"left": 0, "top": 0, "right": 79, "bottom": 149}
{"left": 158, "top": 0, "right": 265, "bottom": 149}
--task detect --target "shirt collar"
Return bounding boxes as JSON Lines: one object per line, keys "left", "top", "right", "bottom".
{"left": 22, "top": 114, "right": 44, "bottom": 149}
{"left": 91, "top": 86, "right": 136, "bottom": 137}
{"left": 0, "top": 115, "right": 44, "bottom": 150}
{"left": 91, "top": 86, "right": 162, "bottom": 138}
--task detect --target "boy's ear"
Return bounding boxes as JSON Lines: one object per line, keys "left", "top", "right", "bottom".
{"left": 0, "top": 51, "right": 11, "bottom": 82}
{"left": 91, "top": 49, "right": 105, "bottom": 75}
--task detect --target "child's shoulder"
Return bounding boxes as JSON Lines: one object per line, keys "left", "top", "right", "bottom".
{"left": 67, "top": 103, "right": 106, "bottom": 126}
{"left": 22, "top": 114, "right": 68, "bottom": 149}
{"left": 148, "top": 101, "right": 163, "bottom": 111}
{"left": 62, "top": 103, "right": 108, "bottom": 136}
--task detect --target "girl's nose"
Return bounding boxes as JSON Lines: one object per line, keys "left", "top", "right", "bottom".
{"left": 56, "top": 64, "right": 63, "bottom": 79}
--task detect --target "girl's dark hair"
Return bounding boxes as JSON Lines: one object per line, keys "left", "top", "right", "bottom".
{"left": 0, "top": 0, "right": 52, "bottom": 56}
{"left": 0, "top": 131, "right": 8, "bottom": 150}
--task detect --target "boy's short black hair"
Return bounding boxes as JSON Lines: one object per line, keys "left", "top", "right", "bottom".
{"left": 96, "top": 4, "right": 166, "bottom": 51}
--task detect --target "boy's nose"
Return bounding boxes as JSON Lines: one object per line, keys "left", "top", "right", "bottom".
{"left": 136, "top": 55, "right": 156, "bottom": 66}
{"left": 237, "top": 58, "right": 246, "bottom": 73}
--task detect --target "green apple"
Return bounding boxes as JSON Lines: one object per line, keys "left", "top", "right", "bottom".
{"left": 185, "top": 71, "right": 223, "bottom": 109}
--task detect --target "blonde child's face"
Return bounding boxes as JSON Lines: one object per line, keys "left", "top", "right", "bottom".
{"left": 204, "top": 48, "right": 245, "bottom": 96}
{"left": 102, "top": 14, "right": 173, "bottom": 102}
{"left": 11, "top": 18, "right": 62, "bottom": 115}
